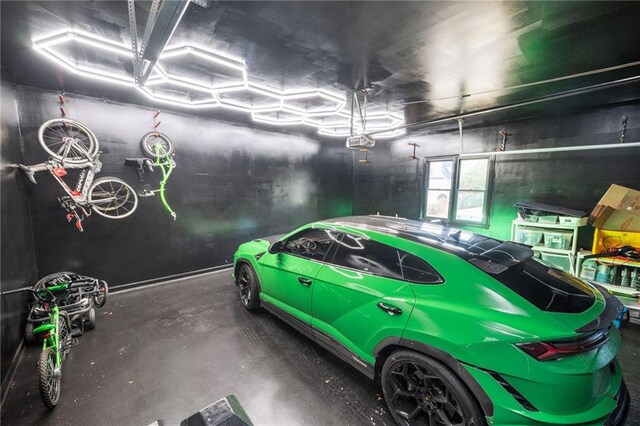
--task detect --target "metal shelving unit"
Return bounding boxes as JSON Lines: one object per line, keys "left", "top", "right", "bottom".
{"left": 510, "top": 219, "right": 586, "bottom": 274}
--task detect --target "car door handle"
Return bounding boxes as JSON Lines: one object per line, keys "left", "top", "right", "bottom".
{"left": 377, "top": 302, "right": 402, "bottom": 316}
{"left": 298, "top": 277, "right": 312, "bottom": 286}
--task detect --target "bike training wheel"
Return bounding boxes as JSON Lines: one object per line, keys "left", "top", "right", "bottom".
{"left": 94, "top": 280, "right": 108, "bottom": 308}
{"left": 85, "top": 308, "right": 96, "bottom": 331}
{"left": 25, "top": 322, "right": 38, "bottom": 345}
{"left": 38, "top": 118, "right": 99, "bottom": 164}
{"left": 88, "top": 177, "right": 139, "bottom": 219}
{"left": 37, "top": 347, "right": 61, "bottom": 408}
{"left": 140, "top": 131, "right": 174, "bottom": 159}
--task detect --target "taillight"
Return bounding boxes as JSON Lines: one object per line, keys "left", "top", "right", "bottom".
{"left": 516, "top": 328, "right": 610, "bottom": 361}
{"left": 43, "top": 333, "right": 51, "bottom": 340}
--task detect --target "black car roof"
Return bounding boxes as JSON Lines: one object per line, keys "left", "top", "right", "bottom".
{"left": 322, "top": 215, "right": 532, "bottom": 267}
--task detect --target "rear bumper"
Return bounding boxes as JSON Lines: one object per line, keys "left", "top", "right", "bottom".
{"left": 606, "top": 380, "right": 630, "bottom": 426}
{"left": 463, "top": 361, "right": 628, "bottom": 425}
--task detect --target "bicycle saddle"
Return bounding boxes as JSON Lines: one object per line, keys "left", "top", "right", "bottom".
{"left": 17, "top": 164, "right": 37, "bottom": 184}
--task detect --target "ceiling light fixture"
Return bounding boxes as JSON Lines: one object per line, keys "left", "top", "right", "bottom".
{"left": 31, "top": 29, "right": 405, "bottom": 138}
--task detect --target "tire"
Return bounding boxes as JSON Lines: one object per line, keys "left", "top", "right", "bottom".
{"left": 85, "top": 308, "right": 96, "bottom": 331}
{"left": 93, "top": 280, "right": 108, "bottom": 308}
{"left": 38, "top": 118, "right": 98, "bottom": 165}
{"left": 141, "top": 132, "right": 174, "bottom": 159}
{"left": 236, "top": 263, "right": 261, "bottom": 312}
{"left": 381, "top": 350, "right": 485, "bottom": 426}
{"left": 25, "top": 322, "right": 37, "bottom": 344}
{"left": 58, "top": 315, "right": 71, "bottom": 359}
{"left": 37, "top": 347, "right": 61, "bottom": 408}
{"left": 88, "top": 177, "right": 138, "bottom": 219}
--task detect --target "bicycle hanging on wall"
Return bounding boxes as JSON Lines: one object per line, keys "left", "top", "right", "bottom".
{"left": 125, "top": 111, "right": 177, "bottom": 220}
{"left": 18, "top": 118, "right": 139, "bottom": 231}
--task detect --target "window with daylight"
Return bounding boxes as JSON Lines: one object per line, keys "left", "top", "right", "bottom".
{"left": 424, "top": 157, "right": 492, "bottom": 225}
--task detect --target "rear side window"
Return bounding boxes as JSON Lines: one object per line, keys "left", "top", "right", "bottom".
{"left": 331, "top": 234, "right": 403, "bottom": 280}
{"left": 491, "top": 257, "right": 595, "bottom": 313}
{"left": 283, "top": 228, "right": 334, "bottom": 261}
{"left": 399, "top": 252, "right": 443, "bottom": 284}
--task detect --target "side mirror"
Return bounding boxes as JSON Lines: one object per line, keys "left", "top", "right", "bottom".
{"left": 268, "top": 240, "right": 284, "bottom": 254}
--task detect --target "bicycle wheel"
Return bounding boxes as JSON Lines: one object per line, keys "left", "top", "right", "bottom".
{"left": 88, "top": 177, "right": 138, "bottom": 219}
{"left": 38, "top": 118, "right": 99, "bottom": 164}
{"left": 58, "top": 315, "right": 71, "bottom": 358}
{"left": 37, "top": 347, "right": 61, "bottom": 408}
{"left": 94, "top": 280, "right": 108, "bottom": 308}
{"left": 140, "top": 131, "right": 174, "bottom": 159}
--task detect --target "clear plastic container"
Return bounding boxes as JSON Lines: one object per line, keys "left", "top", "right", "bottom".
{"left": 580, "top": 260, "right": 597, "bottom": 281}
{"left": 540, "top": 253, "right": 571, "bottom": 272}
{"left": 515, "top": 227, "right": 544, "bottom": 246}
{"left": 543, "top": 230, "right": 573, "bottom": 250}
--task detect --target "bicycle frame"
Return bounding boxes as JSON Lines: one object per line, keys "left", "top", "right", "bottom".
{"left": 34, "top": 305, "right": 63, "bottom": 367}
{"left": 22, "top": 156, "right": 101, "bottom": 204}
{"left": 154, "top": 143, "right": 177, "bottom": 219}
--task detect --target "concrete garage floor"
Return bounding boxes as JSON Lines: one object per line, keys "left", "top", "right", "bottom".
{"left": 1, "top": 270, "right": 639, "bottom": 425}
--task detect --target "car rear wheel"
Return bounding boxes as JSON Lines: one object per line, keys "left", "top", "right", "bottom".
{"left": 381, "top": 350, "right": 484, "bottom": 426}
{"left": 237, "top": 263, "right": 261, "bottom": 312}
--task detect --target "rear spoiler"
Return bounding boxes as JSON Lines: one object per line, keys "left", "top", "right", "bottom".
{"left": 575, "top": 284, "right": 624, "bottom": 333}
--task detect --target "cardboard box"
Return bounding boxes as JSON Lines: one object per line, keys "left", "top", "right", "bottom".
{"left": 588, "top": 184, "right": 640, "bottom": 232}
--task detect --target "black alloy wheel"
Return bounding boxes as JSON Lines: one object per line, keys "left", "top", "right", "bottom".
{"left": 382, "top": 351, "right": 484, "bottom": 426}
{"left": 237, "top": 263, "right": 261, "bottom": 312}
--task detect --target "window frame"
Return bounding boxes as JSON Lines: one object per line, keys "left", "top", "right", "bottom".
{"left": 326, "top": 233, "right": 445, "bottom": 285}
{"left": 422, "top": 155, "right": 494, "bottom": 227}
{"left": 281, "top": 227, "right": 337, "bottom": 262}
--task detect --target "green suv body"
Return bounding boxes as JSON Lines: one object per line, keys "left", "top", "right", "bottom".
{"left": 232, "top": 215, "right": 629, "bottom": 425}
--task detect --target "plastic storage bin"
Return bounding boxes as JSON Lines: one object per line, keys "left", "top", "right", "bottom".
{"left": 541, "top": 253, "right": 572, "bottom": 272}
{"left": 543, "top": 230, "right": 573, "bottom": 249}
{"left": 538, "top": 215, "right": 559, "bottom": 223}
{"left": 580, "top": 259, "right": 597, "bottom": 281}
{"left": 515, "top": 227, "right": 543, "bottom": 246}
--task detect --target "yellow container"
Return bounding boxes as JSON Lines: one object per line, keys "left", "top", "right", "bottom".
{"left": 592, "top": 228, "right": 640, "bottom": 254}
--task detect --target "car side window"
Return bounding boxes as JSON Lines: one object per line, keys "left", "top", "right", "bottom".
{"left": 330, "top": 234, "right": 403, "bottom": 280}
{"left": 399, "top": 252, "right": 444, "bottom": 284}
{"left": 283, "top": 228, "right": 334, "bottom": 261}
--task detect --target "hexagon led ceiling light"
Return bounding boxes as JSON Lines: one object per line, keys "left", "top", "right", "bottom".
{"left": 32, "top": 29, "right": 405, "bottom": 139}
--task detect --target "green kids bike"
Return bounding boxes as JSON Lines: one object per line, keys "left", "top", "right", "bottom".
{"left": 3, "top": 272, "right": 108, "bottom": 408}
{"left": 31, "top": 286, "right": 74, "bottom": 408}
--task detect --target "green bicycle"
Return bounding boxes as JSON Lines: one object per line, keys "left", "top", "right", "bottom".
{"left": 14, "top": 284, "right": 76, "bottom": 408}
{"left": 33, "top": 286, "right": 74, "bottom": 408}
{"left": 125, "top": 132, "right": 176, "bottom": 219}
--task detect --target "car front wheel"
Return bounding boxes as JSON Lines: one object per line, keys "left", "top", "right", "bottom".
{"left": 381, "top": 350, "right": 484, "bottom": 426}
{"left": 236, "top": 263, "right": 261, "bottom": 312}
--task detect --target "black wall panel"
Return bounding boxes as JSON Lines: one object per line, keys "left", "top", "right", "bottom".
{"left": 351, "top": 103, "right": 640, "bottom": 245}
{"left": 0, "top": 84, "right": 38, "bottom": 386}
{"left": 14, "top": 85, "right": 352, "bottom": 287}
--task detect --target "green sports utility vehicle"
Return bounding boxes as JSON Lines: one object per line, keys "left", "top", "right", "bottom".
{"left": 232, "top": 215, "right": 629, "bottom": 425}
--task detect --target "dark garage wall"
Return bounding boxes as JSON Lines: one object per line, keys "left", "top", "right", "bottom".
{"left": 351, "top": 102, "right": 640, "bottom": 246}
{"left": 14, "top": 85, "right": 352, "bottom": 288}
{"left": 0, "top": 83, "right": 38, "bottom": 387}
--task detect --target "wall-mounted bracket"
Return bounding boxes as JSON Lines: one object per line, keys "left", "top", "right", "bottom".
{"left": 358, "top": 148, "right": 370, "bottom": 164}
{"left": 498, "top": 131, "right": 510, "bottom": 151}
{"left": 408, "top": 142, "right": 419, "bottom": 160}
{"left": 620, "top": 115, "right": 628, "bottom": 143}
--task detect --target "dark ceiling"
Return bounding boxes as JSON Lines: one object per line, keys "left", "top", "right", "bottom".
{"left": 3, "top": 1, "right": 640, "bottom": 134}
